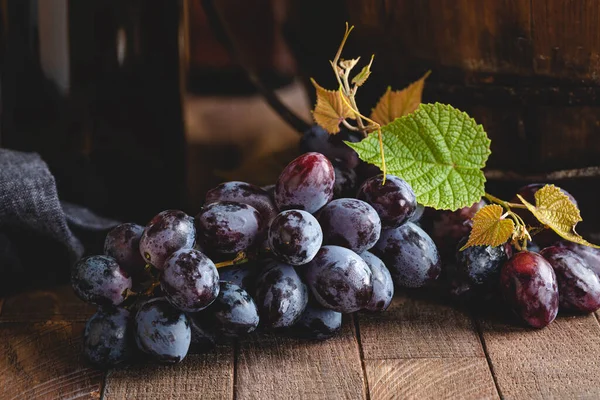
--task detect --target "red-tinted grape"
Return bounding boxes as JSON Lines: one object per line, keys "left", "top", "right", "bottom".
{"left": 555, "top": 241, "right": 600, "bottom": 278}
{"left": 72, "top": 255, "right": 132, "bottom": 306}
{"left": 104, "top": 223, "right": 146, "bottom": 277}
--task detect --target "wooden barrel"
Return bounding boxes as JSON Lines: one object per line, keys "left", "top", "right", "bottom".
{"left": 284, "top": 0, "right": 600, "bottom": 231}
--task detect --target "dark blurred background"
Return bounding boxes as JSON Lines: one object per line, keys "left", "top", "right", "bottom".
{"left": 1, "top": 0, "right": 599, "bottom": 233}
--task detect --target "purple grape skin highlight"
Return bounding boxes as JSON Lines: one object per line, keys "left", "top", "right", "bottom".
{"left": 275, "top": 152, "right": 335, "bottom": 214}
{"left": 72, "top": 255, "right": 132, "bottom": 306}
{"left": 540, "top": 246, "right": 600, "bottom": 313}
{"left": 160, "top": 248, "right": 220, "bottom": 312}
{"left": 373, "top": 222, "right": 441, "bottom": 288}
{"left": 360, "top": 251, "right": 394, "bottom": 312}
{"left": 139, "top": 210, "right": 196, "bottom": 269}
{"left": 357, "top": 174, "right": 417, "bottom": 228}
{"left": 104, "top": 223, "right": 146, "bottom": 276}
{"left": 205, "top": 181, "right": 278, "bottom": 224}
{"left": 291, "top": 304, "right": 342, "bottom": 340}
{"left": 134, "top": 298, "right": 191, "bottom": 364}
{"left": 254, "top": 262, "right": 308, "bottom": 328}
{"left": 201, "top": 281, "right": 259, "bottom": 337}
{"left": 268, "top": 210, "right": 323, "bottom": 266}
{"left": 196, "top": 201, "right": 262, "bottom": 255}
{"left": 318, "top": 198, "right": 381, "bottom": 254}
{"left": 83, "top": 307, "right": 132, "bottom": 368}
{"left": 305, "top": 245, "right": 373, "bottom": 313}
{"left": 500, "top": 251, "right": 559, "bottom": 329}
{"left": 555, "top": 241, "right": 600, "bottom": 278}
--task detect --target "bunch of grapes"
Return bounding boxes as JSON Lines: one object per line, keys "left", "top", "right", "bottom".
{"left": 73, "top": 139, "right": 443, "bottom": 368}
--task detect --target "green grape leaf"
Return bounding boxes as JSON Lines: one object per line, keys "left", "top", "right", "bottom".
{"left": 517, "top": 185, "right": 600, "bottom": 248}
{"left": 461, "top": 204, "right": 515, "bottom": 250}
{"left": 346, "top": 103, "right": 491, "bottom": 211}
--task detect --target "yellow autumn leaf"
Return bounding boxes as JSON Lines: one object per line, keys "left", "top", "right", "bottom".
{"left": 310, "top": 78, "right": 355, "bottom": 134}
{"left": 370, "top": 71, "right": 431, "bottom": 125}
{"left": 461, "top": 204, "right": 515, "bottom": 250}
{"left": 517, "top": 185, "right": 600, "bottom": 248}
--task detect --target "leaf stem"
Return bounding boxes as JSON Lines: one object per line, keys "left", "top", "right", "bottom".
{"left": 484, "top": 192, "right": 527, "bottom": 209}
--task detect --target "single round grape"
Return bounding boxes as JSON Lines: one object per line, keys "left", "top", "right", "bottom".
{"left": 139, "top": 210, "right": 196, "bottom": 269}
{"left": 360, "top": 251, "right": 394, "bottom": 312}
{"left": 218, "top": 263, "right": 259, "bottom": 293}
{"left": 318, "top": 198, "right": 381, "bottom": 254}
{"left": 134, "top": 298, "right": 191, "bottom": 363}
{"left": 555, "top": 241, "right": 600, "bottom": 277}
{"left": 104, "top": 223, "right": 146, "bottom": 276}
{"left": 196, "top": 201, "right": 262, "bottom": 255}
{"left": 500, "top": 251, "right": 559, "bottom": 328}
{"left": 291, "top": 304, "right": 342, "bottom": 340}
{"left": 373, "top": 222, "right": 441, "bottom": 288}
{"left": 160, "top": 248, "right": 220, "bottom": 312}
{"left": 357, "top": 174, "right": 416, "bottom": 228}
{"left": 203, "top": 281, "right": 259, "bottom": 337}
{"left": 540, "top": 246, "right": 600, "bottom": 313}
{"left": 456, "top": 237, "right": 509, "bottom": 286}
{"left": 72, "top": 255, "right": 132, "bottom": 306}
{"left": 332, "top": 162, "right": 357, "bottom": 199}
{"left": 268, "top": 210, "right": 322, "bottom": 266}
{"left": 305, "top": 246, "right": 373, "bottom": 313}
{"left": 205, "top": 181, "right": 278, "bottom": 224}
{"left": 300, "top": 124, "right": 360, "bottom": 169}
{"left": 255, "top": 262, "right": 308, "bottom": 328}
{"left": 275, "top": 152, "right": 335, "bottom": 213}
{"left": 83, "top": 307, "right": 132, "bottom": 368}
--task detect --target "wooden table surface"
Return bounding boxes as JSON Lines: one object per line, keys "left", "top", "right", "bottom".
{"left": 2, "top": 285, "right": 600, "bottom": 399}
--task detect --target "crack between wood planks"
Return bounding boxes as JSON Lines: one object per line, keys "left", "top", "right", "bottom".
{"left": 353, "top": 313, "right": 372, "bottom": 400}
{"left": 100, "top": 370, "right": 111, "bottom": 400}
{"left": 473, "top": 316, "right": 504, "bottom": 400}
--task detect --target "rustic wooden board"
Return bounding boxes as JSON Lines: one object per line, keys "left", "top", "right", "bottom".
{"left": 480, "top": 312, "right": 600, "bottom": 399}
{"left": 0, "top": 322, "right": 104, "bottom": 399}
{"left": 103, "top": 345, "right": 234, "bottom": 400}
{"left": 236, "top": 317, "right": 367, "bottom": 400}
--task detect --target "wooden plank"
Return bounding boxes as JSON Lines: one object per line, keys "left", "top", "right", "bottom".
{"left": 358, "top": 295, "right": 484, "bottom": 359}
{"left": 236, "top": 317, "right": 366, "bottom": 400}
{"left": 365, "top": 359, "right": 498, "bottom": 400}
{"left": 481, "top": 312, "right": 600, "bottom": 399}
{"left": 104, "top": 345, "right": 234, "bottom": 400}
{"left": 0, "top": 321, "right": 104, "bottom": 399}
{"left": 0, "top": 285, "right": 95, "bottom": 323}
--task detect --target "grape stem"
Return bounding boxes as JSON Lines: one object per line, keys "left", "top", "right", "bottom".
{"left": 484, "top": 192, "right": 527, "bottom": 210}
{"left": 215, "top": 252, "right": 249, "bottom": 269}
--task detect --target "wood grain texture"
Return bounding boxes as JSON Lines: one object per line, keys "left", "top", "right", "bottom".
{"left": 236, "top": 317, "right": 366, "bottom": 400}
{"left": 481, "top": 313, "right": 600, "bottom": 399}
{"left": 0, "top": 285, "right": 95, "bottom": 323}
{"left": 0, "top": 322, "right": 103, "bottom": 400}
{"left": 104, "top": 345, "right": 234, "bottom": 400}
{"left": 366, "top": 359, "right": 498, "bottom": 400}
{"left": 358, "top": 295, "right": 484, "bottom": 359}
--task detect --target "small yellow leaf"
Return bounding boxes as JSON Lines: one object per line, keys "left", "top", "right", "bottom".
{"left": 339, "top": 58, "right": 360, "bottom": 70}
{"left": 461, "top": 204, "right": 515, "bottom": 250}
{"left": 370, "top": 71, "right": 431, "bottom": 125}
{"left": 311, "top": 78, "right": 356, "bottom": 134}
{"left": 517, "top": 185, "right": 600, "bottom": 248}
{"left": 352, "top": 55, "right": 374, "bottom": 87}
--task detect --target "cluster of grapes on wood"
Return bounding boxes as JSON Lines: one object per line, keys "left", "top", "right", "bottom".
{"left": 72, "top": 24, "right": 600, "bottom": 369}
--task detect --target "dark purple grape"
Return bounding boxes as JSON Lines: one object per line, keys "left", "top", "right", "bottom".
{"left": 104, "top": 223, "right": 146, "bottom": 276}
{"left": 139, "top": 210, "right": 196, "bottom": 269}
{"left": 540, "top": 246, "right": 600, "bottom": 313}
{"left": 160, "top": 248, "right": 219, "bottom": 312}
{"left": 357, "top": 174, "right": 416, "bottom": 228}
{"left": 456, "top": 237, "right": 509, "bottom": 286}
{"left": 205, "top": 181, "right": 278, "bottom": 224}
{"left": 218, "top": 264, "right": 259, "bottom": 293}
{"left": 500, "top": 251, "right": 559, "bottom": 328}
{"left": 409, "top": 204, "right": 425, "bottom": 223}
{"left": 268, "top": 210, "right": 322, "bottom": 266}
{"left": 201, "top": 281, "right": 259, "bottom": 337}
{"left": 261, "top": 184, "right": 276, "bottom": 201}
{"left": 360, "top": 251, "right": 394, "bottom": 312}
{"left": 255, "top": 262, "right": 308, "bottom": 328}
{"left": 187, "top": 314, "right": 217, "bottom": 348}
{"left": 555, "top": 241, "right": 600, "bottom": 278}
{"left": 305, "top": 246, "right": 373, "bottom": 313}
{"left": 72, "top": 255, "right": 132, "bottom": 306}
{"left": 332, "top": 162, "right": 357, "bottom": 199}
{"left": 134, "top": 298, "right": 191, "bottom": 363}
{"left": 291, "top": 304, "right": 342, "bottom": 340}
{"left": 373, "top": 222, "right": 441, "bottom": 288}
{"left": 300, "top": 124, "right": 359, "bottom": 169}
{"left": 83, "top": 307, "right": 132, "bottom": 368}
{"left": 196, "top": 201, "right": 262, "bottom": 255}
{"left": 318, "top": 198, "right": 381, "bottom": 254}
{"left": 275, "top": 152, "right": 335, "bottom": 214}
